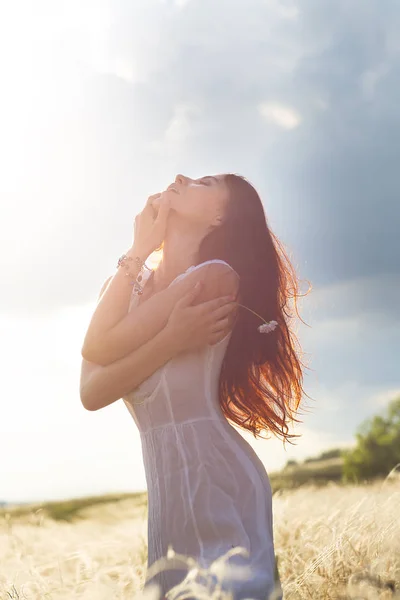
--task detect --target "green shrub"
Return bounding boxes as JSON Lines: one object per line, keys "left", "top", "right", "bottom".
{"left": 342, "top": 396, "right": 400, "bottom": 483}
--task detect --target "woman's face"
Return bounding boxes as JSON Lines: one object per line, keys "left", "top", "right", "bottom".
{"left": 162, "top": 173, "right": 230, "bottom": 228}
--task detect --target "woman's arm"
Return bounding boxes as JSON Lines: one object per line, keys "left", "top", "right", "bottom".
{"left": 80, "top": 326, "right": 178, "bottom": 411}
{"left": 82, "top": 269, "right": 194, "bottom": 366}
{"left": 81, "top": 244, "right": 148, "bottom": 360}
{"left": 80, "top": 284, "right": 238, "bottom": 412}
{"left": 81, "top": 262, "right": 239, "bottom": 366}
{"left": 82, "top": 189, "right": 171, "bottom": 361}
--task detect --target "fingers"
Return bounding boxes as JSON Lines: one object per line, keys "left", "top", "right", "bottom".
{"left": 176, "top": 282, "right": 203, "bottom": 308}
{"left": 145, "top": 193, "right": 162, "bottom": 208}
{"left": 191, "top": 297, "right": 236, "bottom": 346}
{"left": 210, "top": 301, "right": 237, "bottom": 322}
{"left": 195, "top": 295, "right": 236, "bottom": 316}
{"left": 210, "top": 316, "right": 230, "bottom": 334}
{"left": 208, "top": 320, "right": 232, "bottom": 345}
{"left": 205, "top": 298, "right": 237, "bottom": 344}
{"left": 154, "top": 193, "right": 171, "bottom": 224}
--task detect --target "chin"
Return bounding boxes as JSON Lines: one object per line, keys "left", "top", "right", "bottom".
{"left": 169, "top": 200, "right": 186, "bottom": 216}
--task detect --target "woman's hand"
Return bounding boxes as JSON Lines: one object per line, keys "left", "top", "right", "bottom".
{"left": 133, "top": 192, "right": 171, "bottom": 258}
{"left": 165, "top": 282, "right": 237, "bottom": 353}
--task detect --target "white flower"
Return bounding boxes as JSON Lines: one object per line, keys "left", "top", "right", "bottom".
{"left": 258, "top": 320, "right": 278, "bottom": 334}
{"left": 235, "top": 302, "right": 279, "bottom": 334}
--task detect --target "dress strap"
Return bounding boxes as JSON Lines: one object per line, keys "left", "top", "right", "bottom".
{"left": 187, "top": 259, "right": 240, "bottom": 278}
{"left": 169, "top": 259, "right": 240, "bottom": 288}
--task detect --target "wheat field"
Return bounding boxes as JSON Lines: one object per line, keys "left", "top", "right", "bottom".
{"left": 1, "top": 478, "right": 399, "bottom": 599}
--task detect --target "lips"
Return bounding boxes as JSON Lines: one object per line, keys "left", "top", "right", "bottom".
{"left": 167, "top": 185, "right": 179, "bottom": 194}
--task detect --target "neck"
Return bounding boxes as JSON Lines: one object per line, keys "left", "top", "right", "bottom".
{"left": 153, "top": 216, "right": 209, "bottom": 291}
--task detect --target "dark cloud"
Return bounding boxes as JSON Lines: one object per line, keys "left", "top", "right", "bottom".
{"left": 1, "top": 0, "right": 399, "bottom": 317}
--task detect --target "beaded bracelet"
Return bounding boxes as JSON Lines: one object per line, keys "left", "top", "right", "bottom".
{"left": 117, "top": 253, "right": 152, "bottom": 295}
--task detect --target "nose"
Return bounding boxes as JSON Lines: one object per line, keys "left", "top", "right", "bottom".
{"left": 175, "top": 174, "right": 187, "bottom": 186}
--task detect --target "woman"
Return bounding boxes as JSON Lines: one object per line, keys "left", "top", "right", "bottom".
{"left": 80, "top": 173, "right": 308, "bottom": 599}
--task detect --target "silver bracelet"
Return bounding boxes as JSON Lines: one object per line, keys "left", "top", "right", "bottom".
{"left": 117, "top": 253, "right": 152, "bottom": 294}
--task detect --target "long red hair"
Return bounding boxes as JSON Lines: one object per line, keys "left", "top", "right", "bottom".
{"left": 197, "top": 174, "right": 312, "bottom": 447}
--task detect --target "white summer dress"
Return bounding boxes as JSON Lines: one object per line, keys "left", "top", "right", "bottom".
{"left": 122, "top": 259, "right": 282, "bottom": 600}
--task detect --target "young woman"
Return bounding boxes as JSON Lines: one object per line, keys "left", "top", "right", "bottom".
{"left": 80, "top": 173, "right": 307, "bottom": 599}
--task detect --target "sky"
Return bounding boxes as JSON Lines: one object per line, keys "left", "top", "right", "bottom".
{"left": 1, "top": 0, "right": 399, "bottom": 504}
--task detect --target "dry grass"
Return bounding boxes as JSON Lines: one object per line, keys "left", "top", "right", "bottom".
{"left": 1, "top": 479, "right": 399, "bottom": 599}
{"left": 274, "top": 477, "right": 400, "bottom": 599}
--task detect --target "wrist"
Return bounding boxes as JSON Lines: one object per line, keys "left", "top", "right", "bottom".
{"left": 158, "top": 325, "right": 180, "bottom": 360}
{"left": 128, "top": 244, "right": 151, "bottom": 264}
{"left": 160, "top": 323, "right": 181, "bottom": 358}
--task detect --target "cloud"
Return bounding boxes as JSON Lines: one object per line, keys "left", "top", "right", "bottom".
{"left": 1, "top": 1, "right": 399, "bottom": 428}
{"left": 302, "top": 273, "right": 400, "bottom": 323}
{"left": 360, "top": 62, "right": 391, "bottom": 99}
{"left": 3, "top": 0, "right": 399, "bottom": 316}
{"left": 2, "top": 0, "right": 400, "bottom": 501}
{"left": 367, "top": 387, "right": 400, "bottom": 409}
{"left": 174, "top": 0, "right": 192, "bottom": 8}
{"left": 148, "top": 102, "right": 203, "bottom": 156}
{"left": 259, "top": 102, "right": 302, "bottom": 129}
{"left": 292, "top": 272, "right": 400, "bottom": 399}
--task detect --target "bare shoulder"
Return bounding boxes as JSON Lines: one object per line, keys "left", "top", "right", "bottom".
{"left": 185, "top": 261, "right": 240, "bottom": 303}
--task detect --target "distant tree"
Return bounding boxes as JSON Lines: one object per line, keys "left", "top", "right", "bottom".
{"left": 285, "top": 459, "right": 298, "bottom": 468}
{"left": 342, "top": 396, "right": 400, "bottom": 482}
{"left": 299, "top": 448, "right": 343, "bottom": 465}
{"left": 318, "top": 448, "right": 342, "bottom": 460}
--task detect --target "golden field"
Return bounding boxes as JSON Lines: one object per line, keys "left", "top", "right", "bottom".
{"left": 1, "top": 478, "right": 399, "bottom": 599}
